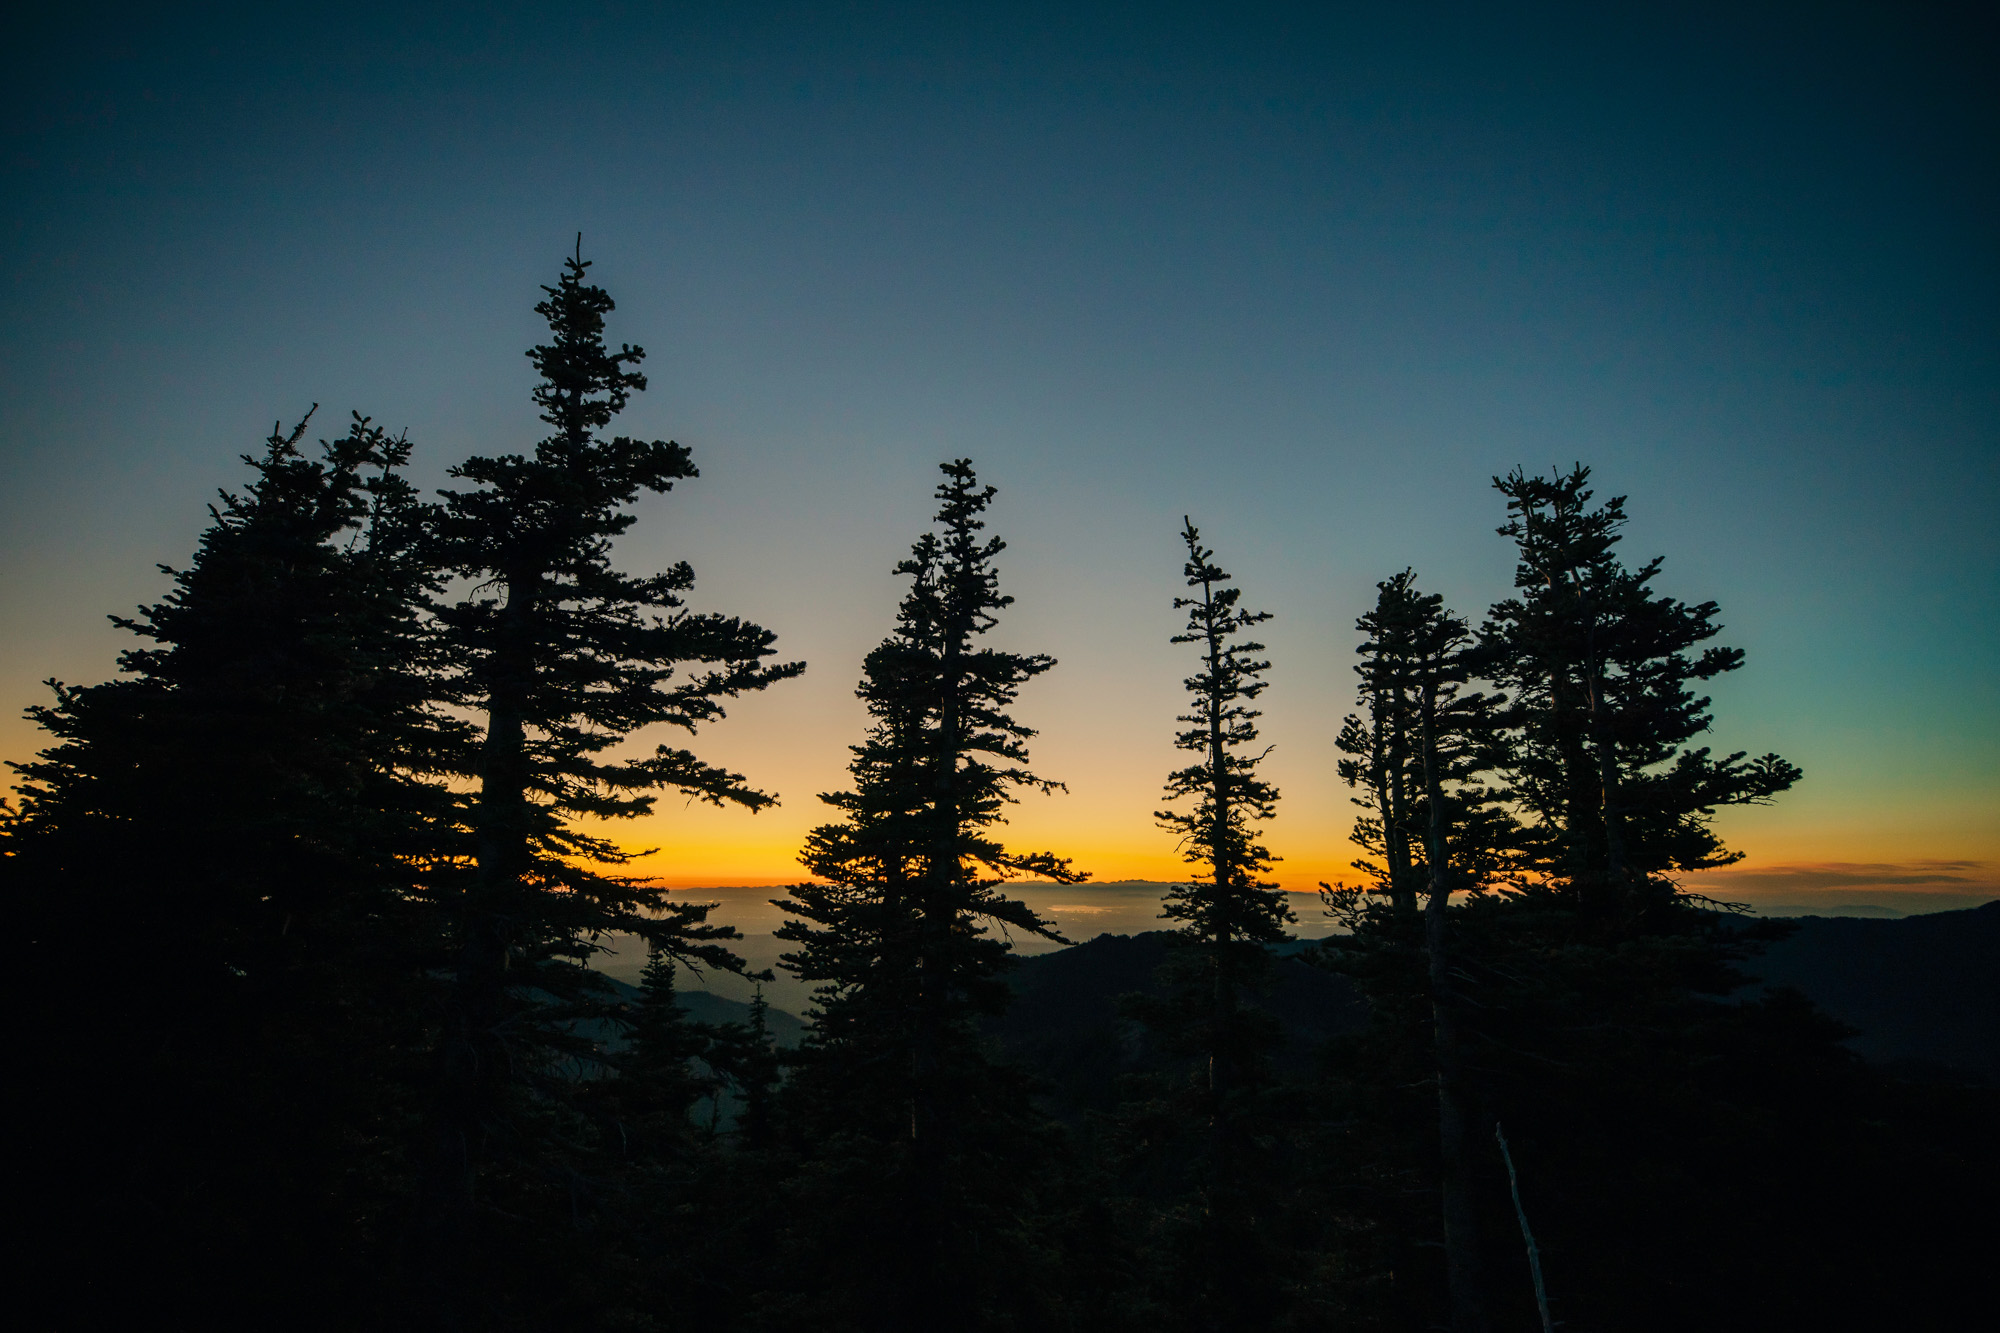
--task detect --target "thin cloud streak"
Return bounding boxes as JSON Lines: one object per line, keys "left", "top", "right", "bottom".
{"left": 1682, "top": 860, "right": 1999, "bottom": 916}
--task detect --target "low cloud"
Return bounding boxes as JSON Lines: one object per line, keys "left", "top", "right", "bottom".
{"left": 1682, "top": 860, "right": 1998, "bottom": 916}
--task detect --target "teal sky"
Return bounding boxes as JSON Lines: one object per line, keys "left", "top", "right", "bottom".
{"left": 4, "top": 2, "right": 1995, "bottom": 910}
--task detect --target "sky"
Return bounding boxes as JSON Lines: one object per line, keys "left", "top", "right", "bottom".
{"left": 5, "top": 1, "right": 1996, "bottom": 921}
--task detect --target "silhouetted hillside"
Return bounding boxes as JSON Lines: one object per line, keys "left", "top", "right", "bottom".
{"left": 989, "top": 930, "right": 1369, "bottom": 1115}
{"left": 1744, "top": 899, "right": 2000, "bottom": 1081}
{"left": 588, "top": 975, "right": 808, "bottom": 1049}
{"left": 987, "top": 907, "right": 2000, "bottom": 1106}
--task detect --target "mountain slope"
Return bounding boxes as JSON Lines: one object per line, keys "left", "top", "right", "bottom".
{"left": 1744, "top": 899, "right": 1999, "bottom": 1080}
{"left": 988, "top": 930, "right": 1369, "bottom": 1115}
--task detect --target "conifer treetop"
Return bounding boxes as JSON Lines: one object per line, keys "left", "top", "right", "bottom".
{"left": 530, "top": 236, "right": 649, "bottom": 446}
{"left": 1157, "top": 517, "right": 1291, "bottom": 944}
{"left": 802, "top": 459, "right": 1082, "bottom": 900}
{"left": 779, "top": 460, "right": 1081, "bottom": 1057}
{"left": 429, "top": 243, "right": 803, "bottom": 996}
{"left": 436, "top": 245, "right": 804, "bottom": 845}
{"left": 1483, "top": 464, "right": 1800, "bottom": 891}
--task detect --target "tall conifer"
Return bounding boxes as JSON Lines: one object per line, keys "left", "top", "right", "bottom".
{"left": 728, "top": 987, "right": 783, "bottom": 1150}
{"left": 6, "top": 410, "right": 454, "bottom": 1325}
{"left": 1446, "top": 466, "right": 1808, "bottom": 1328}
{"left": 1408, "top": 598, "right": 1496, "bottom": 1333}
{"left": 1152, "top": 519, "right": 1292, "bottom": 1087}
{"left": 423, "top": 242, "right": 803, "bottom": 1284}
{"left": 775, "top": 459, "right": 1080, "bottom": 1329}
{"left": 1323, "top": 573, "right": 1515, "bottom": 1333}
{"left": 1128, "top": 519, "right": 1294, "bottom": 1328}
{"left": 616, "top": 950, "right": 717, "bottom": 1152}
{"left": 1481, "top": 465, "right": 1799, "bottom": 928}
{"left": 1334, "top": 572, "right": 1429, "bottom": 916}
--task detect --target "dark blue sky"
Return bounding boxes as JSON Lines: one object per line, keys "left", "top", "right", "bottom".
{"left": 4, "top": 1, "right": 1994, "bottom": 899}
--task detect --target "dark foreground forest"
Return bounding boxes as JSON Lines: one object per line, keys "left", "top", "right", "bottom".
{"left": 8, "top": 252, "right": 1993, "bottom": 1332}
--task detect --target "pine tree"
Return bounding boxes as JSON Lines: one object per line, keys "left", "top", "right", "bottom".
{"left": 1332, "top": 571, "right": 1513, "bottom": 916}
{"left": 1322, "top": 572, "right": 1514, "bottom": 1333}
{"left": 422, "top": 241, "right": 804, "bottom": 1295}
{"left": 704, "top": 984, "right": 782, "bottom": 1150}
{"left": 615, "top": 950, "right": 718, "bottom": 1154}
{"left": 1481, "top": 465, "right": 1799, "bottom": 929}
{"left": 1442, "top": 466, "right": 1813, "bottom": 1329}
{"left": 6, "top": 410, "right": 455, "bottom": 1326}
{"left": 1128, "top": 518, "right": 1294, "bottom": 1328}
{"left": 1301, "top": 471, "right": 1981, "bottom": 1333}
{"left": 1333, "top": 572, "right": 1428, "bottom": 916}
{"left": 736, "top": 988, "right": 783, "bottom": 1148}
{"left": 1152, "top": 519, "right": 1293, "bottom": 1089}
{"left": 774, "top": 459, "right": 1080, "bottom": 1329}
{"left": 1325, "top": 474, "right": 1807, "bottom": 1328}
{"left": 1407, "top": 597, "right": 1495, "bottom": 1333}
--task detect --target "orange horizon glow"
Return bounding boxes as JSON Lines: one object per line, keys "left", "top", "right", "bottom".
{"left": 617, "top": 821, "right": 2000, "bottom": 909}
{"left": 587, "top": 674, "right": 2000, "bottom": 910}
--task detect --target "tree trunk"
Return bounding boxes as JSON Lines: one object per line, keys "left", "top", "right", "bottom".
{"left": 415, "top": 574, "right": 535, "bottom": 1321}
{"left": 1576, "top": 588, "right": 1628, "bottom": 901}
{"left": 1377, "top": 679, "right": 1418, "bottom": 917}
{"left": 1419, "top": 667, "right": 1491, "bottom": 1333}
{"left": 912, "top": 595, "right": 965, "bottom": 1330}
{"left": 1200, "top": 574, "right": 1244, "bottom": 1315}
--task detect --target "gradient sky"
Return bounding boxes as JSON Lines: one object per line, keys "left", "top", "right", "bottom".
{"left": 5, "top": 2, "right": 1996, "bottom": 915}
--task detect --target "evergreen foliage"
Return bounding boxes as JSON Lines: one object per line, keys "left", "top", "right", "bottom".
{"left": 418, "top": 241, "right": 804, "bottom": 1308}
{"left": 1321, "top": 573, "right": 1510, "bottom": 1331}
{"left": 1155, "top": 518, "right": 1293, "bottom": 967}
{"left": 1332, "top": 571, "right": 1515, "bottom": 917}
{"left": 6, "top": 410, "right": 455, "bottom": 1326}
{"left": 1121, "top": 519, "right": 1296, "bottom": 1330}
{"left": 774, "top": 459, "right": 1080, "bottom": 1329}
{"left": 1315, "top": 470, "right": 1834, "bottom": 1332}
{"left": 1481, "top": 465, "right": 1801, "bottom": 927}
{"left": 8, "top": 268, "right": 1993, "bottom": 1331}
{"left": 615, "top": 950, "right": 720, "bottom": 1152}
{"left": 717, "top": 986, "right": 784, "bottom": 1150}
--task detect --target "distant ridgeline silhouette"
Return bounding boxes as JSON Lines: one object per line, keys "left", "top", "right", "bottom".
{"left": 5, "top": 248, "right": 1993, "bottom": 1332}
{"left": 1743, "top": 899, "right": 1999, "bottom": 1081}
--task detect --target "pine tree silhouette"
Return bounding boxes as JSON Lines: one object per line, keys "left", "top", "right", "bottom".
{"left": 1331, "top": 571, "right": 1514, "bottom": 918}
{"left": 6, "top": 411, "right": 454, "bottom": 1326}
{"left": 1316, "top": 469, "right": 1816, "bottom": 1332}
{"left": 1127, "top": 518, "right": 1294, "bottom": 1329}
{"left": 708, "top": 984, "right": 783, "bottom": 1150}
{"left": 420, "top": 240, "right": 803, "bottom": 1300}
{"left": 775, "top": 459, "right": 1080, "bottom": 1329}
{"left": 1321, "top": 571, "right": 1515, "bottom": 1333}
{"left": 616, "top": 949, "right": 718, "bottom": 1153}
{"left": 1482, "top": 465, "right": 1799, "bottom": 929}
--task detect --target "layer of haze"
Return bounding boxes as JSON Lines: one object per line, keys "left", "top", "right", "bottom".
{"left": 5, "top": 2, "right": 1995, "bottom": 919}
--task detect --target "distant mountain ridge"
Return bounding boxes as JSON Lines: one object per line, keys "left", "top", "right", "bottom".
{"left": 986, "top": 930, "right": 1370, "bottom": 1116}
{"left": 589, "top": 975, "right": 808, "bottom": 1048}
{"left": 1742, "top": 899, "right": 1999, "bottom": 1081}
{"left": 643, "top": 901, "right": 1999, "bottom": 1090}
{"left": 979, "top": 904, "right": 2000, "bottom": 1106}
